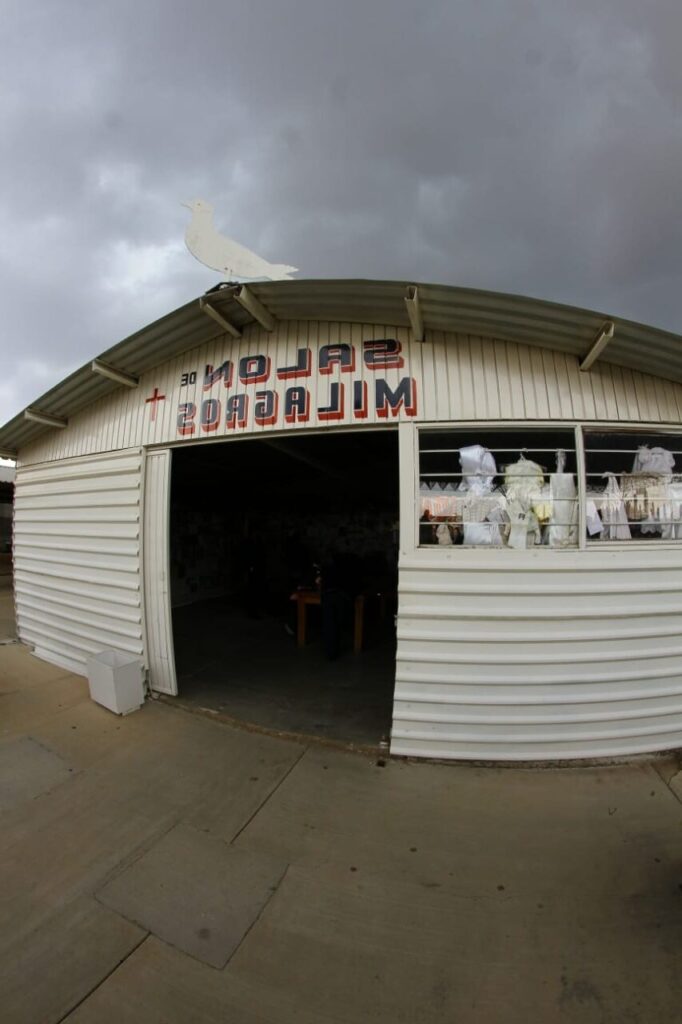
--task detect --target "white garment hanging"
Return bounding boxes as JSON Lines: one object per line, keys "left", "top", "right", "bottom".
{"left": 457, "top": 445, "right": 505, "bottom": 545}
{"left": 598, "top": 473, "right": 631, "bottom": 541}
{"left": 632, "top": 446, "right": 675, "bottom": 475}
{"left": 506, "top": 499, "right": 541, "bottom": 549}
{"left": 548, "top": 473, "right": 579, "bottom": 547}
{"left": 504, "top": 456, "right": 545, "bottom": 548}
{"left": 435, "top": 523, "right": 455, "bottom": 546}
{"left": 458, "top": 445, "right": 497, "bottom": 495}
{"left": 585, "top": 499, "right": 603, "bottom": 536}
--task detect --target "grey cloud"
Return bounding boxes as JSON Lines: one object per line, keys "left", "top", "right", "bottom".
{"left": 1, "top": 0, "right": 682, "bottom": 422}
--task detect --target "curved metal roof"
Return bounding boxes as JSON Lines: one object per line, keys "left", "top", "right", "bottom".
{"left": 2, "top": 278, "right": 681, "bottom": 455}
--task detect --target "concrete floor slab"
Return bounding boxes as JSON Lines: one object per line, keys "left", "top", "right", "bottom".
{"left": 0, "top": 703, "right": 300, "bottom": 950}
{"left": 234, "top": 745, "right": 682, "bottom": 898}
{"left": 0, "top": 735, "right": 72, "bottom": 811}
{"left": 184, "top": 738, "right": 306, "bottom": 844}
{"left": 0, "top": 669, "right": 86, "bottom": 738}
{"left": 221, "top": 861, "right": 682, "bottom": 1023}
{"left": 1, "top": 642, "right": 681, "bottom": 1022}
{"left": 0, "top": 642, "right": 75, "bottom": 693}
{"left": 64, "top": 857, "right": 682, "bottom": 1023}
{"left": 65, "top": 936, "right": 302, "bottom": 1024}
{"left": 29, "top": 697, "right": 145, "bottom": 771}
{"left": 0, "top": 897, "right": 145, "bottom": 1024}
{"left": 97, "top": 823, "right": 287, "bottom": 968}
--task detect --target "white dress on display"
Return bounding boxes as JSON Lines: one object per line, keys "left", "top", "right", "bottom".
{"left": 599, "top": 474, "right": 631, "bottom": 541}
{"left": 457, "top": 445, "right": 505, "bottom": 546}
{"left": 504, "top": 456, "right": 544, "bottom": 549}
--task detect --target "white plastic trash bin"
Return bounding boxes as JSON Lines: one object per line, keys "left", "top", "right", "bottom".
{"left": 86, "top": 650, "right": 145, "bottom": 715}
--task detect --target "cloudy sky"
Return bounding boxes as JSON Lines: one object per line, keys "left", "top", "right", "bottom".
{"left": 1, "top": 0, "right": 681, "bottom": 434}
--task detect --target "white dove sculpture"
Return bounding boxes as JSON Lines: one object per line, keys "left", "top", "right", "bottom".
{"left": 182, "top": 199, "right": 298, "bottom": 281}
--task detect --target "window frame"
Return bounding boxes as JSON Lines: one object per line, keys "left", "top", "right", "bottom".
{"left": 581, "top": 423, "right": 682, "bottom": 548}
{"left": 411, "top": 420, "right": 682, "bottom": 553}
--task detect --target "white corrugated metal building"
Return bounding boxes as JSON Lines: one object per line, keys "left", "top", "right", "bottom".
{"left": 2, "top": 279, "right": 682, "bottom": 761}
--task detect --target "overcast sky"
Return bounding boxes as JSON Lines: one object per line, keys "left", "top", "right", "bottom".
{"left": 1, "top": 0, "right": 681, "bottom": 436}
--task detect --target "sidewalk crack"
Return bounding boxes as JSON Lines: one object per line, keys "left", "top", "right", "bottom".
{"left": 230, "top": 745, "right": 308, "bottom": 845}
{"left": 652, "top": 762, "right": 682, "bottom": 809}
{"left": 55, "top": 931, "right": 149, "bottom": 1023}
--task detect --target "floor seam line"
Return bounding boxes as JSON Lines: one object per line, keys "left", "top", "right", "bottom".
{"left": 652, "top": 762, "right": 682, "bottom": 808}
{"left": 221, "top": 863, "right": 291, "bottom": 969}
{"left": 230, "top": 745, "right": 309, "bottom": 845}
{"left": 54, "top": 931, "right": 150, "bottom": 1023}
{"left": 95, "top": 813, "right": 187, "bottom": 894}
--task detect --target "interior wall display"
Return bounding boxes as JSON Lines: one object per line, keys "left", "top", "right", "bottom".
{"left": 0, "top": 503, "right": 11, "bottom": 553}
{"left": 583, "top": 432, "right": 682, "bottom": 542}
{"left": 170, "top": 504, "right": 234, "bottom": 606}
{"left": 418, "top": 428, "right": 578, "bottom": 548}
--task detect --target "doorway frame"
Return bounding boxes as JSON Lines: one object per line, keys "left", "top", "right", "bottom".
{"left": 143, "top": 448, "right": 178, "bottom": 694}
{"left": 145, "top": 424, "right": 406, "bottom": 706}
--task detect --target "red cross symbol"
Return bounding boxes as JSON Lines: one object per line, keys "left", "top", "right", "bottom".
{"left": 145, "top": 387, "right": 166, "bottom": 422}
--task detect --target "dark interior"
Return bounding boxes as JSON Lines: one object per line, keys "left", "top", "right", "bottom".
{"left": 419, "top": 426, "right": 579, "bottom": 482}
{"left": 0, "top": 474, "right": 12, "bottom": 555}
{"left": 583, "top": 429, "right": 682, "bottom": 477}
{"left": 169, "top": 430, "right": 399, "bottom": 746}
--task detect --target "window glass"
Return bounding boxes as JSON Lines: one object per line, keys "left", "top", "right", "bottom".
{"left": 583, "top": 430, "right": 682, "bottom": 542}
{"left": 418, "top": 428, "right": 578, "bottom": 548}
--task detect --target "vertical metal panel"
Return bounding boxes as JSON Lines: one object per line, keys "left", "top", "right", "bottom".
{"left": 143, "top": 449, "right": 177, "bottom": 695}
{"left": 398, "top": 422, "right": 417, "bottom": 557}
{"left": 13, "top": 449, "right": 143, "bottom": 676}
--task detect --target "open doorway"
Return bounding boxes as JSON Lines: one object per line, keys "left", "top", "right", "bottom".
{"left": 169, "top": 430, "right": 399, "bottom": 746}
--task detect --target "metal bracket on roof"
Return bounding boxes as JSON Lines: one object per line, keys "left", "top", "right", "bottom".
{"left": 404, "top": 285, "right": 424, "bottom": 342}
{"left": 91, "top": 359, "right": 139, "bottom": 388}
{"left": 199, "top": 297, "right": 242, "bottom": 338}
{"left": 24, "top": 408, "right": 68, "bottom": 429}
{"left": 230, "top": 285, "right": 276, "bottom": 332}
{"left": 580, "top": 321, "right": 615, "bottom": 372}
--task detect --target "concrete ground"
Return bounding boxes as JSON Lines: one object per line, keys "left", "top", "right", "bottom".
{"left": 1, "top": 626, "right": 682, "bottom": 1020}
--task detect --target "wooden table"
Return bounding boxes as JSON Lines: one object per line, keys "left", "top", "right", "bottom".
{"left": 291, "top": 589, "right": 387, "bottom": 655}
{"left": 291, "top": 589, "right": 321, "bottom": 650}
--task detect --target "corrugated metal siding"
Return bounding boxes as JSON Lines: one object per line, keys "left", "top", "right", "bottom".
{"left": 6, "top": 277, "right": 682, "bottom": 456}
{"left": 11, "top": 322, "right": 682, "bottom": 762}
{"left": 13, "top": 450, "right": 144, "bottom": 676}
{"left": 392, "top": 548, "right": 682, "bottom": 761}
{"left": 17, "top": 326, "right": 682, "bottom": 467}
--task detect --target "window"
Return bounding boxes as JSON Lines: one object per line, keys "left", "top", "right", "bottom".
{"left": 583, "top": 430, "right": 682, "bottom": 542}
{"left": 418, "top": 428, "right": 578, "bottom": 548}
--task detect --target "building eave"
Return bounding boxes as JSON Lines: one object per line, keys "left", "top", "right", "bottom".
{"left": 2, "top": 278, "right": 681, "bottom": 453}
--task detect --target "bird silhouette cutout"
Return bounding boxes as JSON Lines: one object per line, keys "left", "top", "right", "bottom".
{"left": 182, "top": 199, "right": 298, "bottom": 281}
